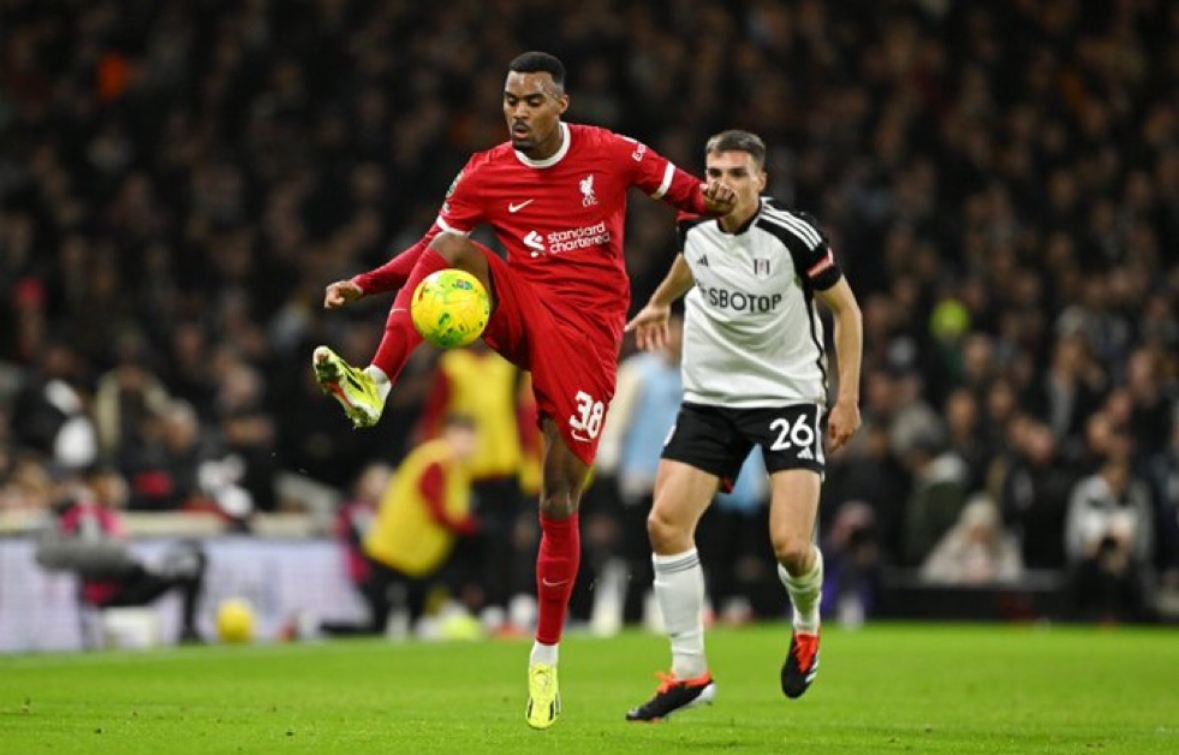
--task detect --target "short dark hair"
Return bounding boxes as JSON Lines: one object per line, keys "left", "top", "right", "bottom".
{"left": 705, "top": 130, "right": 767, "bottom": 169}
{"left": 508, "top": 51, "right": 566, "bottom": 90}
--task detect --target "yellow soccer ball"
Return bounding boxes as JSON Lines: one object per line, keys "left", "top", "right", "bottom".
{"left": 216, "top": 598, "right": 255, "bottom": 644}
{"left": 411, "top": 269, "right": 490, "bottom": 349}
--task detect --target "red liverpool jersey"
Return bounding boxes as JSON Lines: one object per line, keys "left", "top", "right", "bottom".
{"left": 435, "top": 122, "right": 706, "bottom": 344}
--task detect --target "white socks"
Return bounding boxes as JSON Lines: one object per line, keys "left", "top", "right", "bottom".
{"left": 779, "top": 547, "right": 823, "bottom": 634}
{"left": 652, "top": 545, "right": 822, "bottom": 680}
{"left": 364, "top": 365, "right": 392, "bottom": 402}
{"left": 530, "top": 641, "right": 558, "bottom": 666}
{"left": 653, "top": 549, "right": 708, "bottom": 679}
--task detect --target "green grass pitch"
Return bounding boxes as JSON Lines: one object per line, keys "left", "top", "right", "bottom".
{"left": 2, "top": 623, "right": 1176, "bottom": 754}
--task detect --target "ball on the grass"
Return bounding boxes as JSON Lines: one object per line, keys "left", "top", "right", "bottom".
{"left": 216, "top": 598, "right": 255, "bottom": 644}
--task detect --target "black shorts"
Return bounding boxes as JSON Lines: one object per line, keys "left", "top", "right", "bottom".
{"left": 662, "top": 402, "right": 825, "bottom": 489}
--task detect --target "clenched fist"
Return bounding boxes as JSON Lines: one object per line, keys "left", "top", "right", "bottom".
{"left": 323, "top": 280, "right": 363, "bottom": 309}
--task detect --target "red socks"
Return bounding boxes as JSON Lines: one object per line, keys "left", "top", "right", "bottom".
{"left": 370, "top": 249, "right": 448, "bottom": 380}
{"left": 535, "top": 513, "right": 580, "bottom": 646}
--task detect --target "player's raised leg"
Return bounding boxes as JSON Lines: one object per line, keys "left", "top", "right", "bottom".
{"left": 626, "top": 460, "right": 719, "bottom": 722}
{"left": 770, "top": 469, "right": 824, "bottom": 699}
{"left": 526, "top": 417, "right": 590, "bottom": 729}
{"left": 313, "top": 233, "right": 493, "bottom": 428}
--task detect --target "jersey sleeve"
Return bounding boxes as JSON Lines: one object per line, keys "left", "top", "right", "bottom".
{"left": 352, "top": 227, "right": 441, "bottom": 294}
{"left": 614, "top": 134, "right": 710, "bottom": 215}
{"left": 793, "top": 211, "right": 842, "bottom": 291}
{"left": 353, "top": 155, "right": 491, "bottom": 294}
{"left": 435, "top": 154, "right": 488, "bottom": 236}
{"left": 761, "top": 203, "right": 843, "bottom": 291}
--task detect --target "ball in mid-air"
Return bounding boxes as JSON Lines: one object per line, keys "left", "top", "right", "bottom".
{"left": 216, "top": 598, "right": 255, "bottom": 644}
{"left": 411, "top": 269, "right": 490, "bottom": 349}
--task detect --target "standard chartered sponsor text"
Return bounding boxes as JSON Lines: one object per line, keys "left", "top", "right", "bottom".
{"left": 547, "top": 222, "right": 610, "bottom": 253}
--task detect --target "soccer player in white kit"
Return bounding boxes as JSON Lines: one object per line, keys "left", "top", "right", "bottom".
{"left": 624, "top": 130, "right": 863, "bottom": 722}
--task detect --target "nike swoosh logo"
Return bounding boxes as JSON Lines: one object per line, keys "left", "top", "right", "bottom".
{"left": 540, "top": 578, "right": 569, "bottom": 587}
{"left": 508, "top": 199, "right": 535, "bottom": 213}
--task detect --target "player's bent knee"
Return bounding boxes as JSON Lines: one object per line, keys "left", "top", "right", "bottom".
{"left": 773, "top": 536, "right": 815, "bottom": 574}
{"left": 646, "top": 509, "right": 691, "bottom": 555}
{"left": 539, "top": 490, "right": 579, "bottom": 520}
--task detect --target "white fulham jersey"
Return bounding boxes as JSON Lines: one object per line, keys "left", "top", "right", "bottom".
{"left": 679, "top": 197, "right": 842, "bottom": 408}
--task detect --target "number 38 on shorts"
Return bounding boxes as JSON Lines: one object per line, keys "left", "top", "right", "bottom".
{"left": 568, "top": 390, "right": 605, "bottom": 443}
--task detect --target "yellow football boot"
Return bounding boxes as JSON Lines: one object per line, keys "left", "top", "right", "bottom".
{"left": 311, "top": 346, "right": 383, "bottom": 428}
{"left": 526, "top": 662, "right": 561, "bottom": 730}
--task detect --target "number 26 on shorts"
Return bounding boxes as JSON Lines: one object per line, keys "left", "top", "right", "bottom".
{"left": 768, "top": 406, "right": 821, "bottom": 461}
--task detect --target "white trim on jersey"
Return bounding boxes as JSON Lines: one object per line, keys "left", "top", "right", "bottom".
{"left": 759, "top": 205, "right": 822, "bottom": 248}
{"left": 434, "top": 216, "right": 471, "bottom": 236}
{"left": 650, "top": 163, "right": 676, "bottom": 199}
{"left": 513, "top": 122, "right": 571, "bottom": 168}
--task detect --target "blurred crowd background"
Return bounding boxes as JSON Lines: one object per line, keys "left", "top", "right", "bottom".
{"left": 1, "top": 0, "right": 1177, "bottom": 627}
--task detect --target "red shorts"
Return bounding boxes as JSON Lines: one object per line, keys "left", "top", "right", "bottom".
{"left": 477, "top": 247, "right": 619, "bottom": 466}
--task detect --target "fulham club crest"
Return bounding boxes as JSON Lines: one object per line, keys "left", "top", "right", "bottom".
{"left": 753, "top": 258, "right": 771, "bottom": 279}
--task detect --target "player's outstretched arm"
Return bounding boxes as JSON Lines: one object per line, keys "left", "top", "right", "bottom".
{"left": 330, "top": 225, "right": 446, "bottom": 306}
{"left": 632, "top": 139, "right": 734, "bottom": 217}
{"left": 625, "top": 254, "right": 695, "bottom": 351}
{"left": 816, "top": 277, "right": 863, "bottom": 452}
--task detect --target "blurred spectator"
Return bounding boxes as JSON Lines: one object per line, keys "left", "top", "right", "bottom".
{"left": 38, "top": 464, "right": 207, "bottom": 644}
{"left": 416, "top": 341, "right": 527, "bottom": 626}
{"left": 821, "top": 420, "right": 909, "bottom": 565}
{"left": 1025, "top": 332, "right": 1106, "bottom": 466}
{"left": 920, "top": 495, "right": 1024, "bottom": 586}
{"left": 0, "top": 452, "right": 54, "bottom": 514}
{"left": 120, "top": 399, "right": 214, "bottom": 512}
{"left": 1064, "top": 434, "right": 1155, "bottom": 569}
{"left": 997, "top": 418, "right": 1076, "bottom": 569}
{"left": 942, "top": 387, "right": 990, "bottom": 492}
{"left": 92, "top": 332, "right": 170, "bottom": 459}
{"left": 820, "top": 501, "right": 881, "bottom": 629}
{"left": 9, "top": 342, "right": 98, "bottom": 470}
{"left": 1146, "top": 415, "right": 1179, "bottom": 575}
{"left": 1124, "top": 346, "right": 1173, "bottom": 459}
{"left": 208, "top": 349, "right": 277, "bottom": 513}
{"left": 1145, "top": 415, "right": 1179, "bottom": 620}
{"left": 1063, "top": 433, "right": 1155, "bottom": 622}
{"left": 362, "top": 416, "right": 479, "bottom": 630}
{"left": 320, "top": 461, "right": 392, "bottom": 636}
{"left": 900, "top": 435, "right": 970, "bottom": 566}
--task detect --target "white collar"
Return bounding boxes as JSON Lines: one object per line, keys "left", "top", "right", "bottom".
{"left": 513, "top": 122, "right": 570, "bottom": 168}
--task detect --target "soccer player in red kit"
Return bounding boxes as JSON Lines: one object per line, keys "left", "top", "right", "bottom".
{"left": 312, "top": 51, "right": 735, "bottom": 729}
